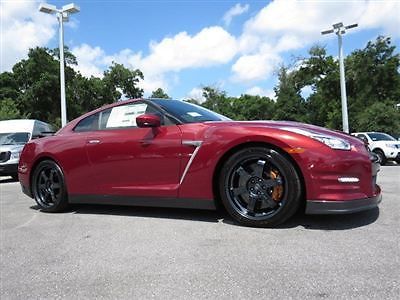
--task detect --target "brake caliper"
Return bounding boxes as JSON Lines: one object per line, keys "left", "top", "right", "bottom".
{"left": 270, "top": 169, "right": 283, "bottom": 201}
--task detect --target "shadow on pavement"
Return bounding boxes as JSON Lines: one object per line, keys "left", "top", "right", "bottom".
{"left": 31, "top": 202, "right": 380, "bottom": 230}
{"left": 0, "top": 177, "right": 18, "bottom": 184}
{"left": 277, "top": 207, "right": 380, "bottom": 230}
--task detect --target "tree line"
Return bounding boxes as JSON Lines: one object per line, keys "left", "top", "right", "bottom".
{"left": 0, "top": 36, "right": 399, "bottom": 134}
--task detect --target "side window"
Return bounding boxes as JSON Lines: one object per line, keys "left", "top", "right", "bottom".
{"left": 74, "top": 113, "right": 99, "bottom": 132}
{"left": 356, "top": 134, "right": 368, "bottom": 143}
{"left": 99, "top": 102, "right": 157, "bottom": 130}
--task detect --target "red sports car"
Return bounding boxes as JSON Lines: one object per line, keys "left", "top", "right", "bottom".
{"left": 18, "top": 99, "right": 381, "bottom": 227}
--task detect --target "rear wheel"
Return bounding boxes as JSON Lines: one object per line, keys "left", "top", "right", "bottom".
{"left": 219, "top": 147, "right": 302, "bottom": 227}
{"left": 373, "top": 149, "right": 386, "bottom": 165}
{"left": 32, "top": 160, "right": 69, "bottom": 212}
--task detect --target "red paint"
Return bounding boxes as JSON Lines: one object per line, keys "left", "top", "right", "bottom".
{"left": 18, "top": 99, "right": 381, "bottom": 208}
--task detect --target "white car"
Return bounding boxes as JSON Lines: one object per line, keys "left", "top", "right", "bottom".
{"left": 352, "top": 132, "right": 400, "bottom": 165}
{"left": 0, "top": 119, "right": 53, "bottom": 179}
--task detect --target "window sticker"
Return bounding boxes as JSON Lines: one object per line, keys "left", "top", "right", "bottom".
{"left": 106, "top": 103, "right": 147, "bottom": 128}
{"left": 187, "top": 112, "right": 202, "bottom": 117}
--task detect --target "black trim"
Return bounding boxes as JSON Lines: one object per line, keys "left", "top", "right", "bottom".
{"left": 305, "top": 194, "right": 382, "bottom": 215}
{"left": 69, "top": 194, "right": 216, "bottom": 210}
{"left": 0, "top": 163, "right": 18, "bottom": 176}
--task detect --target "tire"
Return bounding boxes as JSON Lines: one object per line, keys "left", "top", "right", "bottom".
{"left": 373, "top": 150, "right": 386, "bottom": 165}
{"left": 219, "top": 146, "right": 302, "bottom": 227}
{"left": 31, "top": 160, "right": 69, "bottom": 212}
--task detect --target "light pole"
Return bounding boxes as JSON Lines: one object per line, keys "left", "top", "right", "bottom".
{"left": 39, "top": 3, "right": 80, "bottom": 127}
{"left": 321, "top": 22, "right": 357, "bottom": 133}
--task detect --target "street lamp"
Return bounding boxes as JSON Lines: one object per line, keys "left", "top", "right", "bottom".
{"left": 321, "top": 22, "right": 358, "bottom": 133}
{"left": 39, "top": 3, "right": 80, "bottom": 127}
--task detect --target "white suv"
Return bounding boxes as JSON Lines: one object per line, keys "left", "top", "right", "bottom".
{"left": 0, "top": 119, "right": 53, "bottom": 179}
{"left": 352, "top": 132, "right": 400, "bottom": 165}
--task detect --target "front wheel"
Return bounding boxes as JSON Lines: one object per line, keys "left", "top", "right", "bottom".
{"left": 373, "top": 150, "right": 386, "bottom": 165}
{"left": 219, "top": 147, "right": 302, "bottom": 227}
{"left": 31, "top": 160, "right": 69, "bottom": 212}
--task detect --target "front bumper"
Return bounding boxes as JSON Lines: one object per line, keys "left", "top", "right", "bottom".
{"left": 305, "top": 185, "right": 382, "bottom": 214}
{"left": 0, "top": 163, "right": 18, "bottom": 176}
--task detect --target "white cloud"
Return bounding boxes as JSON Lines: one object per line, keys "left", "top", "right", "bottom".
{"left": 0, "top": 0, "right": 57, "bottom": 71}
{"left": 72, "top": 26, "right": 237, "bottom": 95}
{"left": 71, "top": 44, "right": 106, "bottom": 78}
{"left": 245, "top": 86, "right": 276, "bottom": 100}
{"left": 232, "top": 44, "right": 281, "bottom": 82}
{"left": 139, "top": 26, "right": 237, "bottom": 74}
{"left": 184, "top": 87, "right": 206, "bottom": 103}
{"left": 223, "top": 3, "right": 249, "bottom": 27}
{"left": 231, "top": 0, "right": 400, "bottom": 83}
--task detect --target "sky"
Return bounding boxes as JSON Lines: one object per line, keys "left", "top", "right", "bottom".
{"left": 1, "top": 0, "right": 400, "bottom": 102}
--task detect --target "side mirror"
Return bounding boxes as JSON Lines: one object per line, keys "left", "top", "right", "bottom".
{"left": 136, "top": 114, "right": 161, "bottom": 128}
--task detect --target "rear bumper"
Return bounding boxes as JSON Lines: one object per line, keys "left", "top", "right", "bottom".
{"left": 305, "top": 186, "right": 382, "bottom": 214}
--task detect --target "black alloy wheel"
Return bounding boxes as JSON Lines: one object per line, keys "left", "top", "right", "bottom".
{"left": 32, "top": 160, "right": 69, "bottom": 212}
{"left": 219, "top": 147, "right": 302, "bottom": 227}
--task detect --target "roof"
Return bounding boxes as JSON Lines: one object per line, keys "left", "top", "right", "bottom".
{"left": 0, "top": 119, "right": 37, "bottom": 133}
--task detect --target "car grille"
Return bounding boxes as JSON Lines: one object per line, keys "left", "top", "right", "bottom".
{"left": 0, "top": 151, "right": 11, "bottom": 163}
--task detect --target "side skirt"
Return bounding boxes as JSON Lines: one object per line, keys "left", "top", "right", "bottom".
{"left": 69, "top": 194, "right": 216, "bottom": 210}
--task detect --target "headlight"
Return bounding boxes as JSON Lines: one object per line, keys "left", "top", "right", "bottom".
{"left": 385, "top": 143, "right": 396, "bottom": 148}
{"left": 311, "top": 135, "right": 351, "bottom": 150}
{"left": 10, "top": 151, "right": 21, "bottom": 160}
{"left": 281, "top": 127, "right": 351, "bottom": 150}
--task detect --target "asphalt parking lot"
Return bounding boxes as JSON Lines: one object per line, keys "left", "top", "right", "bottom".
{"left": 1, "top": 165, "right": 399, "bottom": 299}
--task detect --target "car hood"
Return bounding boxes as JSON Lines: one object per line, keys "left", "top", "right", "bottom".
{"left": 0, "top": 144, "right": 25, "bottom": 152}
{"left": 227, "top": 120, "right": 356, "bottom": 140}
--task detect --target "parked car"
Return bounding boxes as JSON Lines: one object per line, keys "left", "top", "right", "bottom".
{"left": 0, "top": 119, "right": 53, "bottom": 179}
{"left": 352, "top": 132, "right": 400, "bottom": 165}
{"left": 18, "top": 99, "right": 381, "bottom": 227}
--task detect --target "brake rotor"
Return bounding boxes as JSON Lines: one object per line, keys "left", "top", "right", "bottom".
{"left": 270, "top": 169, "right": 283, "bottom": 201}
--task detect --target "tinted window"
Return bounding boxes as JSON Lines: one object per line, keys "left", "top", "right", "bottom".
{"left": 356, "top": 134, "right": 368, "bottom": 143}
{"left": 367, "top": 133, "right": 395, "bottom": 141}
{"left": 0, "top": 132, "right": 30, "bottom": 145}
{"left": 151, "top": 99, "right": 230, "bottom": 123}
{"left": 74, "top": 113, "right": 99, "bottom": 132}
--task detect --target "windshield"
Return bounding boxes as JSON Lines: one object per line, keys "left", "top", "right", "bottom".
{"left": 151, "top": 99, "right": 231, "bottom": 123}
{"left": 0, "top": 132, "right": 30, "bottom": 145}
{"left": 367, "top": 133, "right": 396, "bottom": 141}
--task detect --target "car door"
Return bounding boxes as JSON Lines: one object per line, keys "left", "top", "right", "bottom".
{"left": 84, "top": 101, "right": 183, "bottom": 198}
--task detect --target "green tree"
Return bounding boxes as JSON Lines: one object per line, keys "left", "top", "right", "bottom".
{"left": 103, "top": 62, "right": 144, "bottom": 100}
{"left": 201, "top": 86, "right": 234, "bottom": 117}
{"left": 0, "top": 99, "right": 24, "bottom": 120}
{"left": 357, "top": 102, "right": 400, "bottom": 136}
{"left": 231, "top": 94, "right": 275, "bottom": 120}
{"left": 150, "top": 88, "right": 170, "bottom": 99}
{"left": 11, "top": 47, "right": 64, "bottom": 125}
{"left": 273, "top": 66, "right": 308, "bottom": 122}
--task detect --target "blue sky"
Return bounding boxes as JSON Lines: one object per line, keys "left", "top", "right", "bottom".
{"left": 1, "top": 0, "right": 399, "bottom": 101}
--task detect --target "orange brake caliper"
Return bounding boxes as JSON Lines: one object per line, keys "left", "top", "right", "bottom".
{"left": 270, "top": 170, "right": 283, "bottom": 201}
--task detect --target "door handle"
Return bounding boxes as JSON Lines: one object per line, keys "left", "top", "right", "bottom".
{"left": 88, "top": 139, "right": 100, "bottom": 144}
